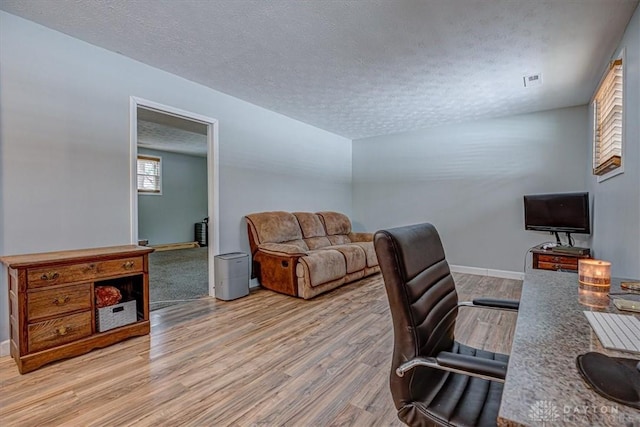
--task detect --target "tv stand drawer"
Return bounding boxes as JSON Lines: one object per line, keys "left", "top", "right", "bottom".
{"left": 537, "top": 254, "right": 579, "bottom": 267}
{"left": 532, "top": 248, "right": 590, "bottom": 272}
{"left": 537, "top": 261, "right": 578, "bottom": 271}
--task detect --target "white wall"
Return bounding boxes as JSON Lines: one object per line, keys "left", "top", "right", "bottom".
{"left": 137, "top": 148, "right": 208, "bottom": 245}
{"left": 353, "top": 106, "right": 589, "bottom": 273}
{"left": 587, "top": 6, "right": 640, "bottom": 279}
{"left": 0, "top": 12, "right": 352, "bottom": 342}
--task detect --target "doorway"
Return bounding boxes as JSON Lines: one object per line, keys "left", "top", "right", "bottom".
{"left": 130, "top": 97, "right": 219, "bottom": 302}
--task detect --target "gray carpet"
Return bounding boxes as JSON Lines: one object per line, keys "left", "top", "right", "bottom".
{"left": 148, "top": 247, "right": 209, "bottom": 310}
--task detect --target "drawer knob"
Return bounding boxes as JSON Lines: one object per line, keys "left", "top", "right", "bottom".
{"left": 122, "top": 261, "right": 135, "bottom": 270}
{"left": 553, "top": 257, "right": 560, "bottom": 261}
{"left": 52, "top": 296, "right": 71, "bottom": 306}
{"left": 553, "top": 264, "right": 562, "bottom": 270}
{"left": 41, "top": 272, "right": 60, "bottom": 281}
{"left": 56, "top": 326, "right": 72, "bottom": 336}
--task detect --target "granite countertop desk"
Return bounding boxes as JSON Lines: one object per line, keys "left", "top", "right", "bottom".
{"left": 498, "top": 268, "right": 640, "bottom": 427}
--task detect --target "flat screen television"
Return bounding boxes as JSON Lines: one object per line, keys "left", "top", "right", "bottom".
{"left": 523, "top": 192, "right": 590, "bottom": 234}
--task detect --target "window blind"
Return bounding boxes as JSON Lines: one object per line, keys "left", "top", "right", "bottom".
{"left": 137, "top": 155, "right": 161, "bottom": 193}
{"left": 593, "top": 59, "right": 623, "bottom": 176}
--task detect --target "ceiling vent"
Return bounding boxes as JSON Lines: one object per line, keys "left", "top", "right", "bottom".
{"left": 523, "top": 73, "right": 543, "bottom": 88}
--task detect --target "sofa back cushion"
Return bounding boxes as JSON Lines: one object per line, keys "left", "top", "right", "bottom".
{"left": 246, "top": 211, "right": 303, "bottom": 244}
{"left": 327, "top": 235, "right": 351, "bottom": 245}
{"left": 303, "top": 237, "right": 331, "bottom": 250}
{"left": 293, "top": 212, "right": 332, "bottom": 250}
{"left": 293, "top": 212, "right": 326, "bottom": 237}
{"left": 317, "top": 211, "right": 352, "bottom": 237}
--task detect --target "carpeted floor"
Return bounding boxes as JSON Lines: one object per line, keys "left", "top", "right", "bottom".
{"left": 148, "top": 247, "right": 209, "bottom": 310}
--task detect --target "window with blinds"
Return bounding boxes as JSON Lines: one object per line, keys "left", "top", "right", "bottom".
{"left": 592, "top": 58, "right": 623, "bottom": 176}
{"left": 137, "top": 155, "right": 162, "bottom": 194}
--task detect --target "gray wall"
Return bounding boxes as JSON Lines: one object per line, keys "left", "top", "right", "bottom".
{"left": 587, "top": 6, "right": 640, "bottom": 279}
{"left": 0, "top": 12, "right": 352, "bottom": 342}
{"left": 353, "top": 106, "right": 589, "bottom": 273}
{"left": 137, "top": 148, "right": 208, "bottom": 245}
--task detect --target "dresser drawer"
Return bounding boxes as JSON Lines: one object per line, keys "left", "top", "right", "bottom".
{"left": 28, "top": 284, "right": 92, "bottom": 322}
{"left": 27, "top": 257, "right": 144, "bottom": 288}
{"left": 27, "top": 262, "right": 97, "bottom": 288}
{"left": 94, "top": 257, "right": 143, "bottom": 279}
{"left": 28, "top": 311, "right": 92, "bottom": 353}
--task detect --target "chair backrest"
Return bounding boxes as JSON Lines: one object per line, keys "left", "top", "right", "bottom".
{"left": 374, "top": 223, "right": 459, "bottom": 407}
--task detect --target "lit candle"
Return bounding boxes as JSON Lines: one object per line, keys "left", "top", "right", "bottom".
{"left": 578, "top": 259, "right": 611, "bottom": 293}
{"left": 578, "top": 288, "right": 609, "bottom": 309}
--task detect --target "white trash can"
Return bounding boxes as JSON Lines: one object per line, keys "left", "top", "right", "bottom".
{"left": 214, "top": 252, "right": 249, "bottom": 301}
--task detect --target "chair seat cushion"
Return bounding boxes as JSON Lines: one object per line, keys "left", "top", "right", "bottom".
{"left": 402, "top": 341, "right": 508, "bottom": 427}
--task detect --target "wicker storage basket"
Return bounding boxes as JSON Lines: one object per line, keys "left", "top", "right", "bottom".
{"left": 96, "top": 300, "right": 137, "bottom": 332}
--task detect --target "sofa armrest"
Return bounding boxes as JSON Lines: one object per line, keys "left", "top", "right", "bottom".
{"left": 348, "top": 232, "right": 374, "bottom": 242}
{"left": 258, "top": 243, "right": 308, "bottom": 257}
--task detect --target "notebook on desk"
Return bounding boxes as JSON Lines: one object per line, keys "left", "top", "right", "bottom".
{"left": 584, "top": 311, "right": 640, "bottom": 354}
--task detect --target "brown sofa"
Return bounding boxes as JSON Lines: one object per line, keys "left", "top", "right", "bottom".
{"left": 245, "top": 211, "right": 380, "bottom": 299}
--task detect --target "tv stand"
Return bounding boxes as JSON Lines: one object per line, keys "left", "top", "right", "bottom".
{"left": 531, "top": 245, "right": 590, "bottom": 272}
{"left": 550, "top": 245, "right": 589, "bottom": 255}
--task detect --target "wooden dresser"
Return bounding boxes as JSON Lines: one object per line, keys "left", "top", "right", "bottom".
{"left": 531, "top": 246, "right": 591, "bottom": 272}
{"left": 1, "top": 245, "right": 154, "bottom": 374}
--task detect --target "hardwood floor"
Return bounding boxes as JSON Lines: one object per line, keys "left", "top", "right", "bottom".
{"left": 0, "top": 273, "right": 521, "bottom": 426}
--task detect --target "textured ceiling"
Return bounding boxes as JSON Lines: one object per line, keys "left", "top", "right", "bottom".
{"left": 1, "top": 0, "right": 638, "bottom": 139}
{"left": 137, "top": 108, "right": 208, "bottom": 157}
{"left": 138, "top": 108, "right": 208, "bottom": 136}
{"left": 138, "top": 119, "right": 207, "bottom": 157}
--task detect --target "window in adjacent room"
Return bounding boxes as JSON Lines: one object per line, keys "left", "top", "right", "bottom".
{"left": 137, "top": 155, "right": 162, "bottom": 194}
{"left": 592, "top": 56, "right": 623, "bottom": 180}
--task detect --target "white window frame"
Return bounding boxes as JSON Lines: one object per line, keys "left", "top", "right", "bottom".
{"left": 137, "top": 154, "right": 162, "bottom": 195}
{"left": 592, "top": 49, "right": 625, "bottom": 183}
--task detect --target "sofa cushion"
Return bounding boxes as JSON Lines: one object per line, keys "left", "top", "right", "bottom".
{"left": 294, "top": 212, "right": 332, "bottom": 249}
{"left": 246, "top": 211, "right": 302, "bottom": 244}
{"left": 259, "top": 241, "right": 309, "bottom": 256}
{"left": 351, "top": 241, "right": 379, "bottom": 267}
{"left": 317, "top": 211, "right": 352, "bottom": 236}
{"left": 305, "top": 236, "right": 332, "bottom": 250}
{"left": 282, "top": 239, "right": 310, "bottom": 252}
{"left": 330, "top": 244, "right": 367, "bottom": 273}
{"left": 328, "top": 235, "right": 351, "bottom": 246}
{"left": 293, "top": 212, "right": 326, "bottom": 238}
{"left": 296, "top": 249, "right": 346, "bottom": 287}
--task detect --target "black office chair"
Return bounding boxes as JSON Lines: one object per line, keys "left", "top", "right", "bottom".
{"left": 374, "top": 223, "right": 519, "bottom": 427}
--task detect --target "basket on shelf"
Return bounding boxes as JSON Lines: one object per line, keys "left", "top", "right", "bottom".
{"left": 96, "top": 300, "right": 137, "bottom": 332}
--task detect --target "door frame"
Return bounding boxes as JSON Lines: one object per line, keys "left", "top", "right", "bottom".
{"left": 129, "top": 96, "right": 220, "bottom": 297}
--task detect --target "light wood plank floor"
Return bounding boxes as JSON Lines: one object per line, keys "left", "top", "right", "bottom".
{"left": 0, "top": 273, "right": 521, "bottom": 426}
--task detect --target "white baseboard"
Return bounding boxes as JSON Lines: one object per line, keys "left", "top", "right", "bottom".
{"left": 1, "top": 340, "right": 9, "bottom": 357}
{"left": 450, "top": 265, "right": 525, "bottom": 281}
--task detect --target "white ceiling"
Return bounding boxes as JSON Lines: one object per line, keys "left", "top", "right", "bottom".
{"left": 1, "top": 0, "right": 638, "bottom": 139}
{"left": 137, "top": 108, "right": 207, "bottom": 157}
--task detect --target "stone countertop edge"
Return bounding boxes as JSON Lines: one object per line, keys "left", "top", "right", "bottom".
{"left": 498, "top": 268, "right": 640, "bottom": 427}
